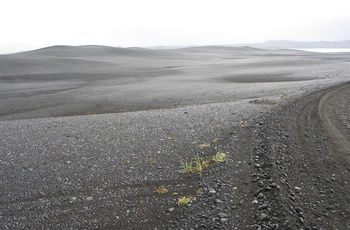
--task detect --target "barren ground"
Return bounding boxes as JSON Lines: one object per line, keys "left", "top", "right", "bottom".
{"left": 0, "top": 46, "right": 349, "bottom": 229}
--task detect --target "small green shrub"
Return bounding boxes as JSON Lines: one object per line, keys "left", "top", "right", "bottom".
{"left": 212, "top": 152, "right": 228, "bottom": 163}
{"left": 181, "top": 157, "right": 211, "bottom": 174}
{"left": 176, "top": 196, "right": 196, "bottom": 206}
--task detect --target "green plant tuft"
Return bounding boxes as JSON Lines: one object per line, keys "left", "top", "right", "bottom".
{"left": 181, "top": 157, "right": 211, "bottom": 174}
{"left": 212, "top": 152, "right": 228, "bottom": 163}
{"left": 181, "top": 152, "right": 228, "bottom": 174}
{"left": 176, "top": 196, "right": 196, "bottom": 206}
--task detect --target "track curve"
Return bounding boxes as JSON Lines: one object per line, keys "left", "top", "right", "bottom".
{"left": 250, "top": 82, "right": 350, "bottom": 229}
{"left": 319, "top": 84, "right": 350, "bottom": 158}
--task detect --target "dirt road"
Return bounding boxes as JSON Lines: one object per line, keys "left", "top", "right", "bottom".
{"left": 247, "top": 82, "right": 350, "bottom": 229}
{"left": 148, "top": 82, "right": 350, "bottom": 230}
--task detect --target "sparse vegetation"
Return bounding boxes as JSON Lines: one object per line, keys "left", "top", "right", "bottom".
{"left": 181, "top": 157, "right": 211, "bottom": 174}
{"left": 181, "top": 152, "right": 228, "bottom": 174}
{"left": 243, "top": 114, "right": 251, "bottom": 119}
{"left": 212, "top": 138, "right": 220, "bottom": 143}
{"left": 257, "top": 108, "right": 266, "bottom": 114}
{"left": 239, "top": 122, "right": 250, "bottom": 128}
{"left": 196, "top": 188, "right": 203, "bottom": 194}
{"left": 176, "top": 196, "right": 196, "bottom": 206}
{"left": 198, "top": 143, "right": 210, "bottom": 149}
{"left": 155, "top": 186, "right": 169, "bottom": 195}
{"left": 211, "top": 151, "right": 228, "bottom": 163}
{"left": 85, "top": 163, "right": 93, "bottom": 170}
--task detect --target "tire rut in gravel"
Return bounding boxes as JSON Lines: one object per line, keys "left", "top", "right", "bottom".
{"left": 251, "top": 82, "right": 350, "bottom": 229}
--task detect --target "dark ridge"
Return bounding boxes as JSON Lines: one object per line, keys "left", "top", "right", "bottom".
{"left": 177, "top": 45, "right": 263, "bottom": 52}
{"left": 8, "top": 45, "right": 176, "bottom": 58}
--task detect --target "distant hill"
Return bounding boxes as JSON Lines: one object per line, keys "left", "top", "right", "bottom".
{"left": 17, "top": 45, "right": 175, "bottom": 57}
{"left": 148, "top": 40, "right": 350, "bottom": 50}
{"left": 2, "top": 40, "right": 350, "bottom": 54}
{"left": 242, "top": 40, "right": 350, "bottom": 49}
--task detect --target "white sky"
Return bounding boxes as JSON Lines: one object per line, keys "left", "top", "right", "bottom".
{"left": 1, "top": 0, "right": 350, "bottom": 52}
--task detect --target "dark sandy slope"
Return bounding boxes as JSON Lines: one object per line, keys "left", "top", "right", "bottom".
{"left": 0, "top": 46, "right": 350, "bottom": 229}
{"left": 0, "top": 45, "right": 348, "bottom": 121}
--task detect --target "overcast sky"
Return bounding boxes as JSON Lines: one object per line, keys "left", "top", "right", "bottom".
{"left": 1, "top": 0, "right": 349, "bottom": 52}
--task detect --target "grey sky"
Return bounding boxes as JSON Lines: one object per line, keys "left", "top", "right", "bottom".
{"left": 1, "top": 0, "right": 349, "bottom": 53}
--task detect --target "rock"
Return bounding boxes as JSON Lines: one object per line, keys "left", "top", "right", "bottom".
{"left": 218, "top": 212, "right": 228, "bottom": 218}
{"left": 294, "top": 187, "right": 301, "bottom": 193}
{"left": 258, "top": 204, "right": 268, "bottom": 210}
{"left": 258, "top": 213, "right": 268, "bottom": 221}
{"left": 168, "top": 207, "right": 175, "bottom": 213}
{"left": 257, "top": 193, "right": 264, "bottom": 199}
{"left": 270, "top": 182, "right": 277, "bottom": 188}
{"left": 68, "top": 197, "right": 77, "bottom": 204}
{"left": 220, "top": 218, "right": 228, "bottom": 224}
{"left": 209, "top": 188, "right": 217, "bottom": 194}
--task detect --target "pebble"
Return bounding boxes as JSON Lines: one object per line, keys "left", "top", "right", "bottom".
{"left": 258, "top": 213, "right": 268, "bottom": 221}
{"left": 220, "top": 218, "right": 228, "bottom": 224}
{"left": 68, "top": 197, "right": 77, "bottom": 203}
{"left": 168, "top": 208, "right": 175, "bottom": 213}
{"left": 86, "top": 196, "right": 93, "bottom": 201}
{"left": 257, "top": 193, "right": 264, "bottom": 199}
{"left": 270, "top": 182, "right": 277, "bottom": 188}
{"left": 208, "top": 188, "right": 217, "bottom": 194}
{"left": 218, "top": 212, "right": 228, "bottom": 218}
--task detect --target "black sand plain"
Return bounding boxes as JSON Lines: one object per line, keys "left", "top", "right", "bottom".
{"left": 0, "top": 46, "right": 350, "bottom": 229}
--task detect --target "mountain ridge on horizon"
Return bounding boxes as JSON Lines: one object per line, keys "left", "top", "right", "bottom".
{"left": 1, "top": 40, "right": 350, "bottom": 54}
{"left": 149, "top": 40, "right": 350, "bottom": 50}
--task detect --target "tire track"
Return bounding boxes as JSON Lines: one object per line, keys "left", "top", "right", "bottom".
{"left": 251, "top": 82, "right": 350, "bottom": 229}
{"left": 318, "top": 83, "right": 350, "bottom": 159}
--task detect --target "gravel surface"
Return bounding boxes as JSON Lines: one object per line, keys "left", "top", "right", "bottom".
{"left": 0, "top": 46, "right": 349, "bottom": 229}
{"left": 0, "top": 100, "right": 270, "bottom": 229}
